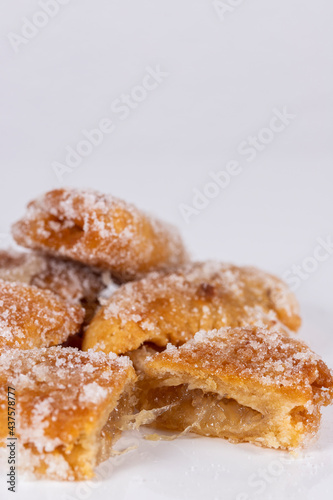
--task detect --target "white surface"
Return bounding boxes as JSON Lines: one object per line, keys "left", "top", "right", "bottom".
{"left": 0, "top": 0, "right": 332, "bottom": 499}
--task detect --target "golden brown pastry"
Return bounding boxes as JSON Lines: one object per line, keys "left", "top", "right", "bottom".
{"left": 0, "top": 249, "right": 109, "bottom": 324}
{"left": 136, "top": 326, "right": 333, "bottom": 450}
{"left": 83, "top": 262, "right": 301, "bottom": 355}
{"left": 12, "top": 188, "right": 188, "bottom": 281}
{"left": 0, "top": 279, "right": 84, "bottom": 349}
{"left": 0, "top": 347, "right": 136, "bottom": 480}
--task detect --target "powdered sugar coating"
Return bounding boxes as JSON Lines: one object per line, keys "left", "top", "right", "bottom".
{"left": 140, "top": 327, "right": 333, "bottom": 450}
{"left": 83, "top": 261, "right": 301, "bottom": 354}
{"left": 12, "top": 188, "right": 188, "bottom": 281}
{"left": 0, "top": 279, "right": 84, "bottom": 349}
{"left": 0, "top": 347, "right": 135, "bottom": 480}
{"left": 159, "top": 327, "right": 333, "bottom": 391}
{"left": 0, "top": 249, "right": 109, "bottom": 308}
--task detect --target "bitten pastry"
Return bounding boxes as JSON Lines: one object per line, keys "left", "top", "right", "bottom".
{"left": 0, "top": 347, "right": 137, "bottom": 480}
{"left": 83, "top": 262, "right": 301, "bottom": 355}
{"left": 136, "top": 327, "right": 333, "bottom": 450}
{"left": 12, "top": 188, "right": 188, "bottom": 281}
{"left": 0, "top": 249, "right": 110, "bottom": 324}
{"left": 0, "top": 279, "right": 84, "bottom": 349}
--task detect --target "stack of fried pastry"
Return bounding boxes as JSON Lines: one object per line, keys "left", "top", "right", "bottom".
{"left": 0, "top": 188, "right": 331, "bottom": 481}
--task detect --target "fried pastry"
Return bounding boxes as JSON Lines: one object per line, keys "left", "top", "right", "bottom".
{"left": 0, "top": 249, "right": 109, "bottom": 324}
{"left": 0, "top": 279, "right": 84, "bottom": 349}
{"left": 137, "top": 327, "right": 333, "bottom": 450}
{"left": 83, "top": 262, "right": 301, "bottom": 355}
{"left": 12, "top": 188, "right": 188, "bottom": 281}
{"left": 0, "top": 347, "right": 136, "bottom": 480}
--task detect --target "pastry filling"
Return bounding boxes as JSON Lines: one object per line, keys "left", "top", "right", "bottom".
{"left": 20, "top": 389, "right": 136, "bottom": 480}
{"left": 139, "top": 383, "right": 266, "bottom": 439}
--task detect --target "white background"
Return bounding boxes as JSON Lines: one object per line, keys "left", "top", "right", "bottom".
{"left": 0, "top": 1, "right": 332, "bottom": 499}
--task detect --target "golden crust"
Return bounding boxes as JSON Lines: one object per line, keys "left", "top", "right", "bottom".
{"left": 0, "top": 279, "right": 84, "bottom": 349}
{"left": 0, "top": 249, "right": 109, "bottom": 324}
{"left": 12, "top": 188, "right": 188, "bottom": 281}
{"left": 83, "top": 262, "right": 301, "bottom": 355}
{"left": 138, "top": 327, "right": 333, "bottom": 449}
{"left": 0, "top": 347, "right": 136, "bottom": 480}
{"left": 144, "top": 327, "right": 333, "bottom": 402}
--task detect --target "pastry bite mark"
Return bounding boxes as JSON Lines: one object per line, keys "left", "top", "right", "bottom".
{"left": 0, "top": 347, "right": 137, "bottom": 480}
{"left": 12, "top": 188, "right": 188, "bottom": 282}
{"left": 137, "top": 327, "right": 333, "bottom": 450}
{"left": 0, "top": 249, "right": 110, "bottom": 324}
{"left": 0, "top": 279, "right": 84, "bottom": 349}
{"left": 82, "top": 261, "right": 301, "bottom": 355}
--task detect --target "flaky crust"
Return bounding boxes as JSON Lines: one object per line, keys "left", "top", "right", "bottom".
{"left": 12, "top": 188, "right": 188, "bottom": 281}
{"left": 145, "top": 327, "right": 333, "bottom": 404}
{"left": 0, "top": 279, "right": 84, "bottom": 349}
{"left": 140, "top": 327, "right": 333, "bottom": 449}
{"left": 0, "top": 347, "right": 136, "bottom": 480}
{"left": 83, "top": 262, "right": 301, "bottom": 354}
